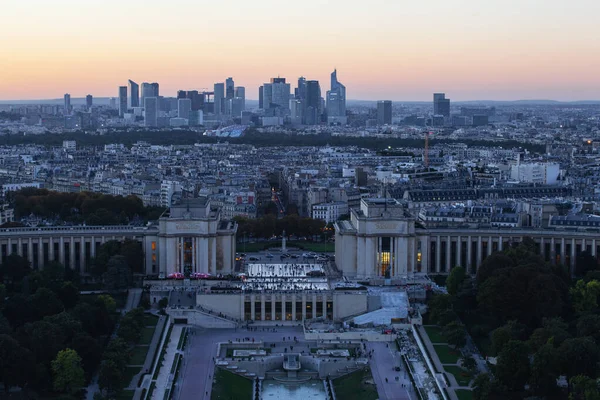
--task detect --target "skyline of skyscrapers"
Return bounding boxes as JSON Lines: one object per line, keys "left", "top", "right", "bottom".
{"left": 105, "top": 72, "right": 451, "bottom": 128}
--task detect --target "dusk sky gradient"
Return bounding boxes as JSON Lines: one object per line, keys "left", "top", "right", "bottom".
{"left": 1, "top": 0, "right": 599, "bottom": 101}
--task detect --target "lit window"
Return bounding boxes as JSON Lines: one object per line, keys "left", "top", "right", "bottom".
{"left": 151, "top": 241, "right": 156, "bottom": 251}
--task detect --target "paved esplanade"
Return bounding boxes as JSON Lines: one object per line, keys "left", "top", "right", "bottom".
{"left": 177, "top": 326, "right": 307, "bottom": 400}
{"left": 367, "top": 342, "right": 416, "bottom": 400}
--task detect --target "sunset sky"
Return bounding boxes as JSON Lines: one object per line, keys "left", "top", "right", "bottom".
{"left": 1, "top": 0, "right": 599, "bottom": 101}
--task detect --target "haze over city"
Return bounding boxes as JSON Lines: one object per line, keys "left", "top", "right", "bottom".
{"left": 2, "top": 0, "right": 600, "bottom": 101}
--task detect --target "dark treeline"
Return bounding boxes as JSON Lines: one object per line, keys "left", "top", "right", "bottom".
{"left": 233, "top": 214, "right": 329, "bottom": 241}
{"left": 10, "top": 188, "right": 165, "bottom": 225}
{"left": 429, "top": 238, "right": 600, "bottom": 399}
{"left": 0, "top": 129, "right": 546, "bottom": 153}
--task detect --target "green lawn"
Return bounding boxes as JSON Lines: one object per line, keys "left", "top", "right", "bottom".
{"left": 333, "top": 368, "right": 378, "bottom": 400}
{"left": 123, "top": 367, "right": 140, "bottom": 388}
{"left": 116, "top": 389, "right": 135, "bottom": 400}
{"left": 424, "top": 326, "right": 447, "bottom": 343}
{"left": 144, "top": 314, "right": 159, "bottom": 327}
{"left": 140, "top": 327, "right": 156, "bottom": 345}
{"left": 211, "top": 368, "right": 253, "bottom": 400}
{"left": 444, "top": 365, "right": 473, "bottom": 386}
{"left": 130, "top": 345, "right": 150, "bottom": 366}
{"left": 433, "top": 345, "right": 461, "bottom": 364}
{"left": 455, "top": 389, "right": 474, "bottom": 400}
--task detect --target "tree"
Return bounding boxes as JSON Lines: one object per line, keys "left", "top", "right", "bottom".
{"left": 98, "top": 359, "right": 125, "bottom": 398}
{"left": 528, "top": 317, "right": 571, "bottom": 352}
{"left": 0, "top": 254, "right": 31, "bottom": 289}
{"left": 103, "top": 255, "right": 131, "bottom": 291}
{"left": 576, "top": 314, "right": 600, "bottom": 343}
{"left": 530, "top": 343, "right": 560, "bottom": 396}
{"left": 120, "top": 239, "right": 144, "bottom": 274}
{"left": 558, "top": 337, "right": 599, "bottom": 379}
{"left": 427, "top": 293, "right": 453, "bottom": 325}
{"left": 2, "top": 293, "right": 33, "bottom": 327}
{"left": 158, "top": 297, "right": 168, "bottom": 309}
{"left": 446, "top": 266, "right": 466, "bottom": 296}
{"left": 476, "top": 253, "right": 514, "bottom": 284}
{"left": 570, "top": 280, "right": 600, "bottom": 315}
{"left": 569, "top": 375, "right": 600, "bottom": 400}
{"left": 71, "top": 334, "right": 102, "bottom": 379}
{"left": 58, "top": 281, "right": 80, "bottom": 309}
{"left": 97, "top": 294, "right": 117, "bottom": 314}
{"left": 490, "top": 326, "right": 512, "bottom": 356}
{"left": 576, "top": 251, "right": 598, "bottom": 277}
{"left": 0, "top": 283, "right": 5, "bottom": 309}
{"left": 472, "top": 373, "right": 492, "bottom": 400}
{"left": 31, "top": 287, "right": 64, "bottom": 319}
{"left": 495, "top": 340, "right": 530, "bottom": 391}
{"left": 0, "top": 334, "right": 34, "bottom": 392}
{"left": 42, "top": 261, "right": 66, "bottom": 292}
{"left": 51, "top": 348, "right": 85, "bottom": 394}
{"left": 443, "top": 321, "right": 467, "bottom": 349}
{"left": 461, "top": 355, "right": 477, "bottom": 374}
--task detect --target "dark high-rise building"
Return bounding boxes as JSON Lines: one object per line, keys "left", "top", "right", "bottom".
{"left": 85, "top": 94, "right": 93, "bottom": 109}
{"left": 305, "top": 80, "right": 321, "bottom": 125}
{"left": 377, "top": 100, "right": 392, "bottom": 125}
{"left": 214, "top": 83, "right": 225, "bottom": 115}
{"left": 63, "top": 93, "right": 71, "bottom": 114}
{"left": 258, "top": 86, "right": 264, "bottom": 109}
{"left": 433, "top": 93, "right": 450, "bottom": 117}
{"left": 128, "top": 80, "right": 139, "bottom": 108}
{"left": 118, "top": 86, "right": 127, "bottom": 117}
{"left": 141, "top": 82, "right": 159, "bottom": 107}
{"left": 177, "top": 90, "right": 187, "bottom": 99}
{"left": 185, "top": 90, "right": 205, "bottom": 111}
{"left": 295, "top": 77, "right": 306, "bottom": 100}
{"left": 225, "top": 77, "right": 234, "bottom": 100}
{"left": 326, "top": 69, "right": 346, "bottom": 122}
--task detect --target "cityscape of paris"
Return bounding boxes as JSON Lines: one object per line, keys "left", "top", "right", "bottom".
{"left": 1, "top": 1, "right": 599, "bottom": 400}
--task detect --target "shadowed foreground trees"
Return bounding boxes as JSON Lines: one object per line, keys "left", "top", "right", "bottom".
{"left": 431, "top": 238, "right": 600, "bottom": 398}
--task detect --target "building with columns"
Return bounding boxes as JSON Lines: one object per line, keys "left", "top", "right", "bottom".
{"left": 335, "top": 198, "right": 600, "bottom": 279}
{"left": 0, "top": 198, "right": 236, "bottom": 277}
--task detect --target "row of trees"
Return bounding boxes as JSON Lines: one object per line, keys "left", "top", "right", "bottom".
{"left": 97, "top": 308, "right": 146, "bottom": 399}
{"left": 0, "top": 129, "right": 547, "bottom": 154}
{"left": 234, "top": 214, "right": 330, "bottom": 241}
{"left": 10, "top": 188, "right": 165, "bottom": 225}
{"left": 430, "top": 238, "right": 600, "bottom": 399}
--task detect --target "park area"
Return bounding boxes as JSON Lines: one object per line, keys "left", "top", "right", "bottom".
{"left": 332, "top": 368, "right": 378, "bottom": 400}
{"left": 211, "top": 368, "right": 253, "bottom": 400}
{"left": 433, "top": 344, "right": 460, "bottom": 364}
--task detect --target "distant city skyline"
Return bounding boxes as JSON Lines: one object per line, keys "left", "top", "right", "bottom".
{"left": 1, "top": 0, "right": 599, "bottom": 101}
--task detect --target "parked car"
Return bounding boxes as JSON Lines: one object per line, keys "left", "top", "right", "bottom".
{"left": 248, "top": 256, "right": 259, "bottom": 261}
{"left": 265, "top": 253, "right": 274, "bottom": 259}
